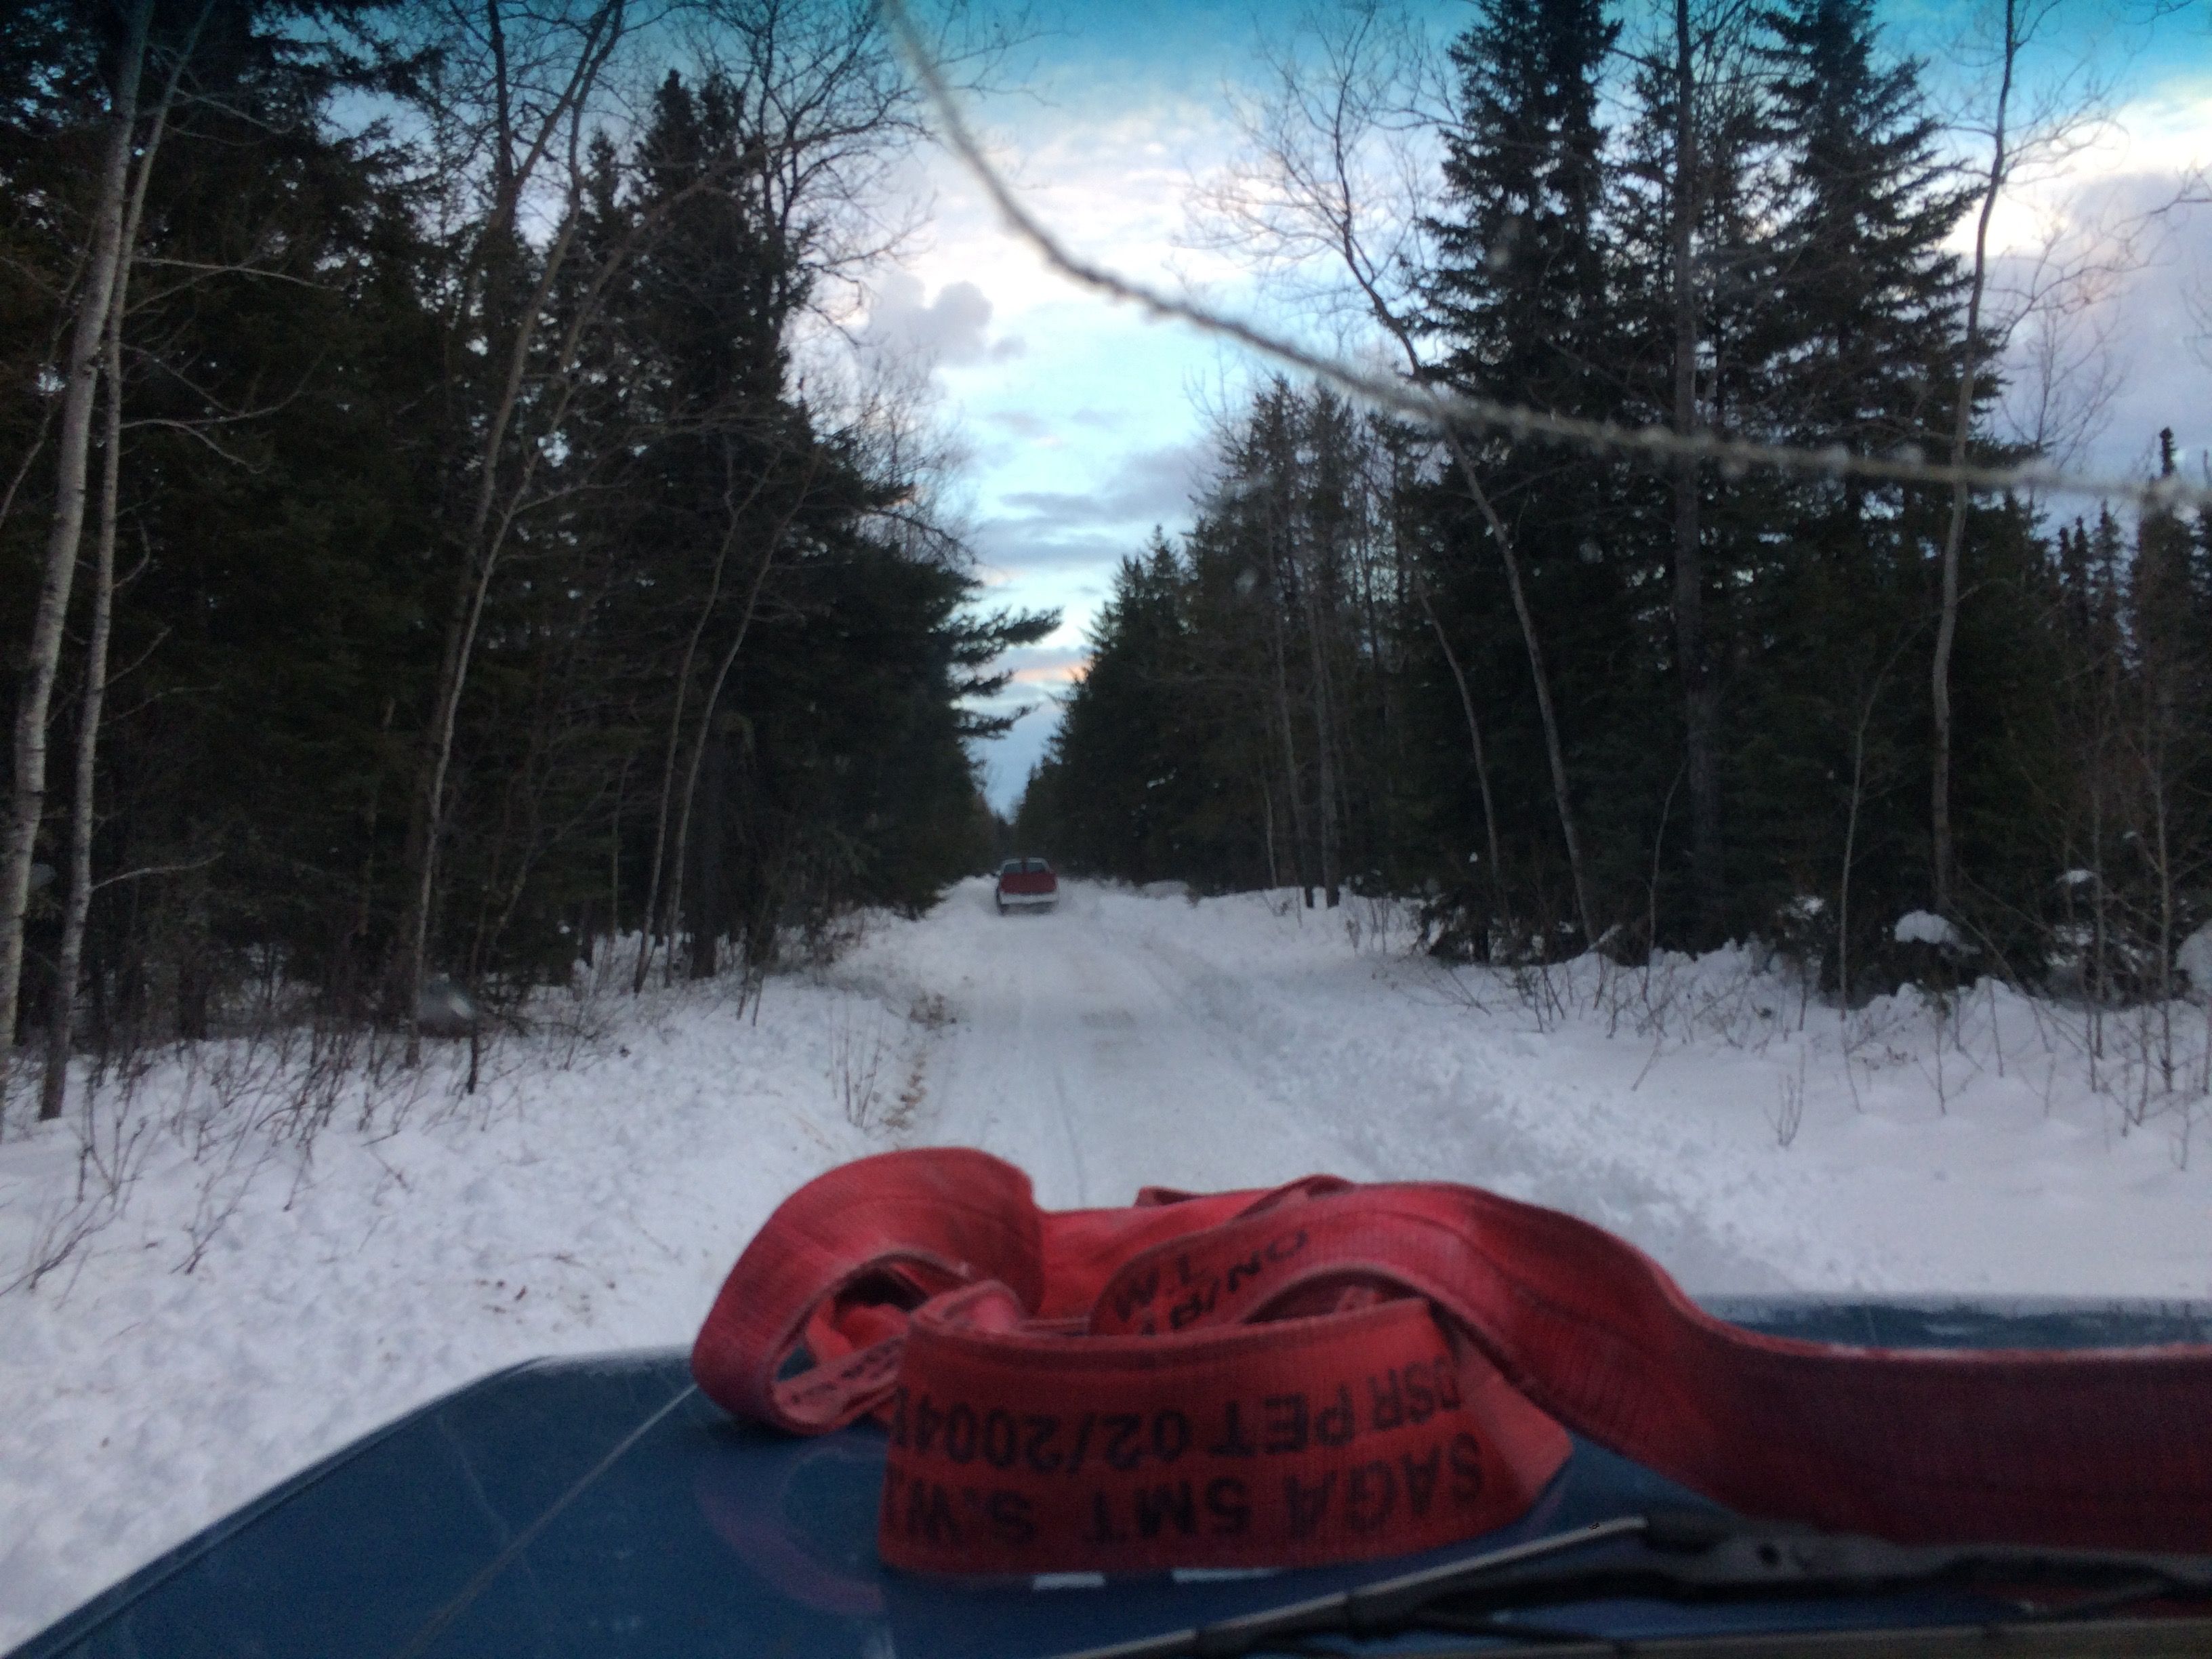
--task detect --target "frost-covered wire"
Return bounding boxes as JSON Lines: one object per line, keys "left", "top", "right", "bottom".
{"left": 878, "top": 0, "right": 2211, "bottom": 514}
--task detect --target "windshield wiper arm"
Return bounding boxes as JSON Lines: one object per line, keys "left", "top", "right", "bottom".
{"left": 1049, "top": 1511, "right": 2212, "bottom": 1659}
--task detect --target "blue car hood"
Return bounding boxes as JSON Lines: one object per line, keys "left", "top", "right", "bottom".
{"left": 12, "top": 1297, "right": 2210, "bottom": 1659}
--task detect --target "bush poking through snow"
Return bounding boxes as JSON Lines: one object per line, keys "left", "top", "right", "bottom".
{"left": 828, "top": 1008, "right": 890, "bottom": 1130}
{"left": 5, "top": 1017, "right": 441, "bottom": 1296}
{"left": 1767, "top": 1053, "right": 1807, "bottom": 1150}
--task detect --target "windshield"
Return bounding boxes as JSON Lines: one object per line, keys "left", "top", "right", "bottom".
{"left": 2, "top": 0, "right": 2208, "bottom": 1652}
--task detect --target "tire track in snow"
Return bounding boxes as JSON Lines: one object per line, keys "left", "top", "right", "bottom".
{"left": 901, "top": 880, "right": 1782, "bottom": 1294}
{"left": 905, "top": 882, "right": 1363, "bottom": 1206}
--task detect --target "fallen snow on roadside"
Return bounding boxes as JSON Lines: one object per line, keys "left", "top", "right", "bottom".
{"left": 1076, "top": 888, "right": 2209, "bottom": 1298}
{"left": 2, "top": 879, "right": 2207, "bottom": 1644}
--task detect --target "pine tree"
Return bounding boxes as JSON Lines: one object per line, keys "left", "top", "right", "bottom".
{"left": 1718, "top": 0, "right": 1978, "bottom": 952}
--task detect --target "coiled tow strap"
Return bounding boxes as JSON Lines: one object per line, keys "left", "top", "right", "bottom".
{"left": 691, "top": 1149, "right": 2212, "bottom": 1573}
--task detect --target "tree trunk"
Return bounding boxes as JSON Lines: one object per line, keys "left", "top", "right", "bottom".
{"left": 39, "top": 286, "right": 127, "bottom": 1122}
{"left": 39, "top": 5, "right": 203, "bottom": 1122}
{"left": 1418, "top": 579, "right": 1507, "bottom": 930}
{"left": 396, "top": 2, "right": 629, "bottom": 1058}
{"left": 634, "top": 461, "right": 770, "bottom": 994}
{"left": 1670, "top": 0, "right": 1723, "bottom": 945}
{"left": 399, "top": 201, "right": 586, "bottom": 1059}
{"left": 659, "top": 476, "right": 811, "bottom": 983}
{"left": 0, "top": 0, "right": 151, "bottom": 1091}
{"left": 1259, "top": 771, "right": 1279, "bottom": 888}
{"left": 607, "top": 755, "right": 626, "bottom": 968}
{"left": 1265, "top": 578, "right": 1311, "bottom": 905}
{"left": 686, "top": 723, "right": 729, "bottom": 979}
{"left": 1932, "top": 0, "right": 2013, "bottom": 918}
{"left": 1330, "top": 252, "right": 1597, "bottom": 945}
{"left": 1439, "top": 430, "right": 1597, "bottom": 945}
{"left": 1302, "top": 570, "right": 1341, "bottom": 908}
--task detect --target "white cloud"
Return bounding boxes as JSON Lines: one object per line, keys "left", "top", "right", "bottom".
{"left": 859, "top": 270, "right": 1026, "bottom": 367}
{"left": 1965, "top": 83, "right": 2212, "bottom": 480}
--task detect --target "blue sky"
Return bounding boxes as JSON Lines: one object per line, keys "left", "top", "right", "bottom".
{"left": 851, "top": 1, "right": 2212, "bottom": 812}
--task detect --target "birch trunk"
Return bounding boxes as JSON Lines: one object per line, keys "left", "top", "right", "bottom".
{"left": 1343, "top": 285, "right": 1595, "bottom": 945}
{"left": 39, "top": 320, "right": 125, "bottom": 1122}
{"left": 1439, "top": 428, "right": 1597, "bottom": 946}
{"left": 397, "top": 1, "right": 627, "bottom": 1061}
{"left": 659, "top": 481, "right": 811, "bottom": 981}
{"left": 37, "top": 0, "right": 205, "bottom": 1122}
{"left": 633, "top": 466, "right": 773, "bottom": 994}
{"left": 1301, "top": 562, "right": 1341, "bottom": 908}
{"left": 1264, "top": 549, "right": 1311, "bottom": 906}
{"left": 0, "top": 0, "right": 152, "bottom": 1097}
{"left": 1418, "top": 579, "right": 1507, "bottom": 931}
{"left": 1670, "top": 0, "right": 1723, "bottom": 945}
{"left": 1932, "top": 0, "right": 2013, "bottom": 918}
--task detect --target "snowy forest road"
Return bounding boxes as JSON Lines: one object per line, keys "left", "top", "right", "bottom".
{"left": 887, "top": 880, "right": 1786, "bottom": 1292}
{"left": 915, "top": 882, "right": 1355, "bottom": 1208}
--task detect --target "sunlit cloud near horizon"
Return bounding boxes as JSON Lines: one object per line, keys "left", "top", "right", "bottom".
{"left": 859, "top": 1, "right": 2212, "bottom": 814}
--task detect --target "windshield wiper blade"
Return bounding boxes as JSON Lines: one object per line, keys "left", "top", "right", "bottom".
{"left": 1253, "top": 1616, "right": 2212, "bottom": 1659}
{"left": 1048, "top": 1512, "right": 2212, "bottom": 1659}
{"left": 1605, "top": 1509, "right": 2212, "bottom": 1607}
{"left": 1048, "top": 1517, "right": 1650, "bottom": 1659}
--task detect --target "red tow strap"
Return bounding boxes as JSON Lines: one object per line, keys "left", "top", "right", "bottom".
{"left": 691, "top": 1149, "right": 2212, "bottom": 1572}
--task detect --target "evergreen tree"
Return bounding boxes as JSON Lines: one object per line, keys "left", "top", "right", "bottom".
{"left": 1420, "top": 0, "right": 1635, "bottom": 941}
{"left": 1725, "top": 0, "right": 1982, "bottom": 957}
{"left": 1759, "top": 0, "right": 1973, "bottom": 455}
{"left": 1426, "top": 0, "right": 1620, "bottom": 419}
{"left": 1609, "top": 0, "right": 1782, "bottom": 943}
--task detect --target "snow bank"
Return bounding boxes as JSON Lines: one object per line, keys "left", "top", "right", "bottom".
{"left": 2179, "top": 924, "right": 2212, "bottom": 994}
{"left": 1893, "top": 909, "right": 1961, "bottom": 947}
{"left": 1082, "top": 888, "right": 2206, "bottom": 1302}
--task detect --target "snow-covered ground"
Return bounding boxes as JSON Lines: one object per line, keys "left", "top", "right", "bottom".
{"left": 2, "top": 879, "right": 2207, "bottom": 1643}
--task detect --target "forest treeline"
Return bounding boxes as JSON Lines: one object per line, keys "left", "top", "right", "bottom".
{"left": 1, "top": 0, "right": 1046, "bottom": 1115}
{"left": 1017, "top": 0, "right": 2212, "bottom": 1001}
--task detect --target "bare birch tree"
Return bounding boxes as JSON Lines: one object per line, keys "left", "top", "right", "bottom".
{"left": 400, "top": 0, "right": 1011, "bottom": 1040}
{"left": 396, "top": 0, "right": 636, "bottom": 1061}
{"left": 657, "top": 453, "right": 825, "bottom": 981}
{"left": 631, "top": 453, "right": 779, "bottom": 992}
{"left": 38, "top": 3, "right": 209, "bottom": 1122}
{"left": 0, "top": 0, "right": 152, "bottom": 1103}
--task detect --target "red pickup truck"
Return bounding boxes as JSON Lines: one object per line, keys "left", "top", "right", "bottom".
{"left": 994, "top": 857, "right": 1057, "bottom": 914}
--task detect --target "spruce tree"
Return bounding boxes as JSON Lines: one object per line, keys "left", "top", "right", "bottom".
{"left": 1723, "top": 0, "right": 1976, "bottom": 951}
{"left": 1612, "top": 1, "right": 1780, "bottom": 943}
{"left": 1427, "top": 0, "right": 1619, "bottom": 417}
{"left": 1760, "top": 0, "right": 1973, "bottom": 455}
{"left": 1420, "top": 0, "right": 1631, "bottom": 941}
